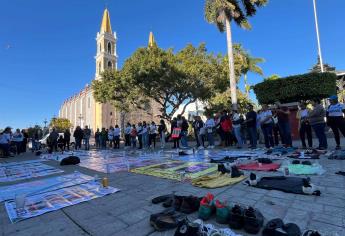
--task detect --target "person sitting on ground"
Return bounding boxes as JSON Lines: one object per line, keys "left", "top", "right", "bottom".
{"left": 0, "top": 127, "right": 12, "bottom": 157}
{"left": 57, "top": 135, "right": 65, "bottom": 152}
{"left": 326, "top": 95, "right": 345, "bottom": 150}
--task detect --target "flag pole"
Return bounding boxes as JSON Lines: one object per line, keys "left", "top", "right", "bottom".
{"left": 313, "top": 0, "right": 324, "bottom": 72}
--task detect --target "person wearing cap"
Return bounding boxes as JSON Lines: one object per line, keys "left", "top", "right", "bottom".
{"left": 326, "top": 95, "right": 345, "bottom": 150}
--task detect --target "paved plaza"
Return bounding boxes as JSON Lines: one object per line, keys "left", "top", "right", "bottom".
{"left": 0, "top": 139, "right": 344, "bottom": 236}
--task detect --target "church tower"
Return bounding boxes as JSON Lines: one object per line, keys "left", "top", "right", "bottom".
{"left": 95, "top": 8, "right": 117, "bottom": 80}
{"left": 95, "top": 9, "right": 118, "bottom": 129}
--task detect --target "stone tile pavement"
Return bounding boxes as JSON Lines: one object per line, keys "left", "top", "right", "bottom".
{"left": 0, "top": 144, "right": 344, "bottom": 236}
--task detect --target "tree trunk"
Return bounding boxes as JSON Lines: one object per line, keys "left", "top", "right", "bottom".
{"left": 225, "top": 16, "right": 238, "bottom": 110}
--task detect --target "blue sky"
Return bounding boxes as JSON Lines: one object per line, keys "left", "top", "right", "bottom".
{"left": 1, "top": 0, "right": 344, "bottom": 129}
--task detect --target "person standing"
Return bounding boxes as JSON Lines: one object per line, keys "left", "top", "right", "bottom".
{"left": 21, "top": 129, "right": 28, "bottom": 153}
{"left": 171, "top": 118, "right": 180, "bottom": 149}
{"left": 245, "top": 105, "right": 257, "bottom": 149}
{"left": 205, "top": 114, "right": 215, "bottom": 148}
{"left": 180, "top": 117, "right": 189, "bottom": 148}
{"left": 297, "top": 102, "right": 313, "bottom": 148}
{"left": 94, "top": 128, "right": 100, "bottom": 149}
{"left": 271, "top": 109, "right": 280, "bottom": 146}
{"left": 130, "top": 124, "right": 137, "bottom": 148}
{"left": 83, "top": 126, "right": 91, "bottom": 150}
{"left": 232, "top": 110, "right": 243, "bottom": 148}
{"left": 124, "top": 123, "right": 132, "bottom": 147}
{"left": 12, "top": 129, "right": 23, "bottom": 155}
{"left": 259, "top": 105, "right": 275, "bottom": 149}
{"left": 142, "top": 121, "right": 149, "bottom": 149}
{"left": 108, "top": 126, "right": 115, "bottom": 148}
{"left": 57, "top": 135, "right": 65, "bottom": 152}
{"left": 276, "top": 104, "right": 292, "bottom": 147}
{"left": 158, "top": 120, "right": 167, "bottom": 149}
{"left": 73, "top": 126, "right": 83, "bottom": 150}
{"left": 64, "top": 129, "right": 71, "bottom": 150}
{"left": 308, "top": 99, "right": 327, "bottom": 150}
{"left": 326, "top": 95, "right": 345, "bottom": 149}
{"left": 149, "top": 121, "right": 157, "bottom": 148}
{"left": 113, "top": 125, "right": 121, "bottom": 149}
{"left": 137, "top": 122, "right": 143, "bottom": 149}
{"left": 100, "top": 128, "right": 107, "bottom": 149}
{"left": 0, "top": 127, "right": 12, "bottom": 157}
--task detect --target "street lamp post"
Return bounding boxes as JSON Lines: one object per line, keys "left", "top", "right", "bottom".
{"left": 312, "top": 0, "right": 324, "bottom": 72}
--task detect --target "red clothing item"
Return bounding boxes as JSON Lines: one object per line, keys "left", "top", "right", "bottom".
{"left": 221, "top": 118, "right": 232, "bottom": 132}
{"left": 237, "top": 162, "right": 280, "bottom": 171}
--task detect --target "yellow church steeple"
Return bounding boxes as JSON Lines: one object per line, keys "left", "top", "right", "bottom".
{"left": 100, "top": 8, "right": 112, "bottom": 33}
{"left": 148, "top": 31, "right": 156, "bottom": 47}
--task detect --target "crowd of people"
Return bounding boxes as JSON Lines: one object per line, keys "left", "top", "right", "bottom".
{"left": 1, "top": 95, "right": 344, "bottom": 157}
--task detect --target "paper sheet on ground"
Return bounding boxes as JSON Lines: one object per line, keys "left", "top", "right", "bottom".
{"left": 131, "top": 161, "right": 217, "bottom": 180}
{"left": 5, "top": 182, "right": 120, "bottom": 223}
{"left": 0, "top": 172, "right": 94, "bottom": 202}
{"left": 0, "top": 160, "right": 63, "bottom": 183}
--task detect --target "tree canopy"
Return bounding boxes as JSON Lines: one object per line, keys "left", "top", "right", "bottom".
{"left": 49, "top": 118, "right": 72, "bottom": 132}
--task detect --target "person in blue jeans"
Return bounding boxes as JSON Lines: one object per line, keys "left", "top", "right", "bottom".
{"left": 245, "top": 105, "right": 257, "bottom": 149}
{"left": 259, "top": 105, "right": 275, "bottom": 149}
{"left": 275, "top": 105, "right": 292, "bottom": 147}
{"left": 308, "top": 99, "right": 327, "bottom": 150}
{"left": 180, "top": 117, "right": 189, "bottom": 148}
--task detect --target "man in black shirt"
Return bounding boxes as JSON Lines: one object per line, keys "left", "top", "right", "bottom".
{"left": 245, "top": 105, "right": 257, "bottom": 149}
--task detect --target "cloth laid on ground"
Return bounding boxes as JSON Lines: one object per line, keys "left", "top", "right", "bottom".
{"left": 328, "top": 150, "right": 345, "bottom": 160}
{"left": 5, "top": 182, "right": 120, "bottom": 223}
{"left": 208, "top": 150, "right": 266, "bottom": 159}
{"left": 0, "top": 160, "right": 63, "bottom": 183}
{"left": 0, "top": 172, "right": 94, "bottom": 202}
{"left": 250, "top": 176, "right": 319, "bottom": 195}
{"left": 279, "top": 163, "right": 325, "bottom": 175}
{"left": 192, "top": 172, "right": 246, "bottom": 188}
{"left": 266, "top": 147, "right": 296, "bottom": 155}
{"left": 237, "top": 162, "right": 280, "bottom": 171}
{"left": 131, "top": 161, "right": 217, "bottom": 181}
{"left": 287, "top": 153, "right": 320, "bottom": 159}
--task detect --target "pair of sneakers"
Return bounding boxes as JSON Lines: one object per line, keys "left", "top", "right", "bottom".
{"left": 228, "top": 205, "right": 264, "bottom": 234}
{"left": 174, "top": 218, "right": 240, "bottom": 236}
{"left": 217, "top": 164, "right": 243, "bottom": 178}
{"left": 198, "top": 193, "right": 229, "bottom": 224}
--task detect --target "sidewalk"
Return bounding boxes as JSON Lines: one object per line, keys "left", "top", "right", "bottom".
{"left": 0, "top": 144, "right": 344, "bottom": 236}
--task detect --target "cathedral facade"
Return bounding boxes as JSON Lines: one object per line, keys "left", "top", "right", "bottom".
{"left": 58, "top": 9, "right": 159, "bottom": 132}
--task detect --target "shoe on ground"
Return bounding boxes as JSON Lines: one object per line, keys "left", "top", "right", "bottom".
{"left": 174, "top": 218, "right": 200, "bottom": 236}
{"left": 218, "top": 164, "right": 230, "bottom": 174}
{"left": 335, "top": 146, "right": 341, "bottom": 150}
{"left": 302, "top": 230, "right": 321, "bottom": 236}
{"left": 215, "top": 200, "right": 230, "bottom": 224}
{"left": 230, "top": 166, "right": 243, "bottom": 178}
{"left": 179, "top": 196, "right": 201, "bottom": 214}
{"left": 228, "top": 204, "right": 244, "bottom": 229}
{"left": 243, "top": 206, "right": 264, "bottom": 234}
{"left": 198, "top": 193, "right": 215, "bottom": 220}
{"left": 150, "top": 209, "right": 185, "bottom": 232}
{"left": 262, "top": 218, "right": 284, "bottom": 236}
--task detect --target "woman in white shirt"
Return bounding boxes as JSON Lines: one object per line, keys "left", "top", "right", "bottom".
{"left": 259, "top": 105, "right": 275, "bottom": 149}
{"left": 297, "top": 102, "right": 313, "bottom": 148}
{"left": 149, "top": 122, "right": 157, "bottom": 148}
{"left": 205, "top": 114, "right": 215, "bottom": 148}
{"left": 113, "top": 125, "right": 121, "bottom": 149}
{"left": 124, "top": 123, "right": 132, "bottom": 147}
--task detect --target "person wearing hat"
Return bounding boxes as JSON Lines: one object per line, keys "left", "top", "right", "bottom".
{"left": 326, "top": 95, "right": 345, "bottom": 149}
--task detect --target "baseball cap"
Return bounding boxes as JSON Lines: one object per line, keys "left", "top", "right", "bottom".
{"left": 328, "top": 95, "right": 338, "bottom": 100}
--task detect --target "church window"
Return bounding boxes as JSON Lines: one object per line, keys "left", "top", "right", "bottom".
{"left": 107, "top": 42, "right": 112, "bottom": 54}
{"left": 108, "top": 61, "right": 112, "bottom": 69}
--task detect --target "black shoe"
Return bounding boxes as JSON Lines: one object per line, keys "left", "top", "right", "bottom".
{"left": 257, "top": 158, "right": 273, "bottom": 164}
{"left": 150, "top": 209, "right": 185, "bottom": 232}
{"left": 152, "top": 194, "right": 173, "bottom": 204}
{"left": 218, "top": 164, "right": 230, "bottom": 174}
{"left": 302, "top": 230, "right": 321, "bottom": 236}
{"left": 281, "top": 223, "right": 301, "bottom": 236}
{"left": 262, "top": 218, "right": 284, "bottom": 236}
{"left": 179, "top": 196, "right": 200, "bottom": 214}
{"left": 174, "top": 218, "right": 200, "bottom": 236}
{"left": 229, "top": 204, "right": 244, "bottom": 229}
{"left": 243, "top": 207, "right": 264, "bottom": 234}
{"left": 230, "top": 166, "right": 243, "bottom": 178}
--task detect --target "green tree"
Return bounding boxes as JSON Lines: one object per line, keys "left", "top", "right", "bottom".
{"left": 264, "top": 74, "right": 280, "bottom": 81}
{"left": 27, "top": 125, "right": 43, "bottom": 138}
{"left": 242, "top": 53, "right": 264, "bottom": 97}
{"left": 204, "top": 0, "right": 268, "bottom": 110}
{"left": 49, "top": 118, "right": 72, "bottom": 132}
{"left": 93, "top": 44, "right": 229, "bottom": 121}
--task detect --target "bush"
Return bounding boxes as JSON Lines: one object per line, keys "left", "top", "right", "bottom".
{"left": 253, "top": 72, "right": 337, "bottom": 104}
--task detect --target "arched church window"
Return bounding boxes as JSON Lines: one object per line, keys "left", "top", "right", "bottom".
{"left": 107, "top": 42, "right": 112, "bottom": 54}
{"left": 108, "top": 61, "right": 112, "bottom": 69}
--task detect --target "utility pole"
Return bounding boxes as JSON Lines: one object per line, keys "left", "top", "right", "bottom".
{"left": 312, "top": 0, "right": 324, "bottom": 72}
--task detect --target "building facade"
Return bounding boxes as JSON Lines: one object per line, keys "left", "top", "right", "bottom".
{"left": 59, "top": 9, "right": 159, "bottom": 132}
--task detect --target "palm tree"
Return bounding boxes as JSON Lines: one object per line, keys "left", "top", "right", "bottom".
{"left": 243, "top": 54, "right": 264, "bottom": 97}
{"left": 204, "top": 0, "right": 268, "bottom": 109}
